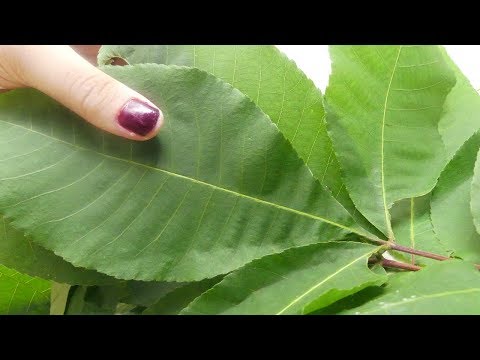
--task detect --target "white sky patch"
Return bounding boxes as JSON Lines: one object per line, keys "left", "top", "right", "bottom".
{"left": 276, "top": 45, "right": 480, "bottom": 93}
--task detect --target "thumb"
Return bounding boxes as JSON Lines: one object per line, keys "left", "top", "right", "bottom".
{"left": 14, "top": 45, "right": 163, "bottom": 141}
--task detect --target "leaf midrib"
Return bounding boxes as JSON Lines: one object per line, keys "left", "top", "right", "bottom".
{"left": 380, "top": 46, "right": 402, "bottom": 239}
{"left": 0, "top": 119, "right": 370, "bottom": 239}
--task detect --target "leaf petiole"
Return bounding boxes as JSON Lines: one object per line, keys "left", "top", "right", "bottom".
{"left": 368, "top": 239, "right": 480, "bottom": 270}
{"left": 369, "top": 257, "right": 421, "bottom": 271}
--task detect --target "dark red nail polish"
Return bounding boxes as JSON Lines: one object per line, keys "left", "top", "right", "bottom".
{"left": 117, "top": 98, "right": 160, "bottom": 136}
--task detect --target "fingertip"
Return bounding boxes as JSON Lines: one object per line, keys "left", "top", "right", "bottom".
{"left": 115, "top": 98, "right": 164, "bottom": 141}
{"left": 15, "top": 45, "right": 165, "bottom": 143}
{"left": 134, "top": 108, "right": 164, "bottom": 141}
{"left": 141, "top": 106, "right": 164, "bottom": 141}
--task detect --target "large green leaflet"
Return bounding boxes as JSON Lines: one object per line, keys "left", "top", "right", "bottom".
{"left": 0, "top": 64, "right": 364, "bottom": 283}
{"left": 431, "top": 133, "right": 480, "bottom": 262}
{"left": 325, "top": 45, "right": 456, "bottom": 238}
{"left": 97, "top": 45, "right": 380, "bottom": 235}
{"left": 471, "top": 147, "right": 480, "bottom": 236}
{"left": 438, "top": 47, "right": 480, "bottom": 161}
{"left": 181, "top": 242, "right": 386, "bottom": 315}
{"left": 340, "top": 261, "right": 480, "bottom": 315}
{"left": 390, "top": 194, "right": 450, "bottom": 265}
{"left": 0, "top": 216, "right": 116, "bottom": 285}
{"left": 0, "top": 264, "right": 50, "bottom": 314}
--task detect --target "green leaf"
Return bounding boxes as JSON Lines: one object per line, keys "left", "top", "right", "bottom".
{"left": 120, "top": 281, "right": 185, "bottom": 307}
{"left": 98, "top": 45, "right": 379, "bottom": 236}
{"left": 50, "top": 282, "right": 71, "bottom": 315}
{"left": 471, "top": 146, "right": 480, "bottom": 236}
{"left": 63, "top": 286, "right": 88, "bottom": 314}
{"left": 180, "top": 242, "right": 386, "bottom": 315}
{"left": 64, "top": 284, "right": 127, "bottom": 314}
{"left": 313, "top": 284, "right": 386, "bottom": 315}
{"left": 325, "top": 45, "right": 456, "bottom": 238}
{"left": 98, "top": 46, "right": 341, "bottom": 193}
{"left": 0, "top": 264, "right": 50, "bottom": 314}
{"left": 340, "top": 261, "right": 480, "bottom": 315}
{"left": 0, "top": 216, "right": 117, "bottom": 285}
{"left": 115, "top": 303, "right": 144, "bottom": 314}
{"left": 390, "top": 194, "right": 450, "bottom": 265}
{"left": 438, "top": 47, "right": 480, "bottom": 160}
{"left": 143, "top": 277, "right": 223, "bottom": 315}
{"left": 0, "top": 64, "right": 364, "bottom": 282}
{"left": 431, "top": 133, "right": 480, "bottom": 262}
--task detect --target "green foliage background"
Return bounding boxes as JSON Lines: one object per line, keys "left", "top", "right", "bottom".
{"left": 0, "top": 45, "right": 479, "bottom": 315}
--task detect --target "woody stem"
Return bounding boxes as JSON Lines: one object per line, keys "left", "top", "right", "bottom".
{"left": 372, "top": 239, "right": 480, "bottom": 269}
{"left": 369, "top": 257, "right": 421, "bottom": 271}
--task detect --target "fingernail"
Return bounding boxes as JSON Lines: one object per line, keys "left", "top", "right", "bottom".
{"left": 117, "top": 98, "right": 160, "bottom": 136}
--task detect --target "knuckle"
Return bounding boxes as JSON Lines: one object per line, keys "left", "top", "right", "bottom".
{"left": 65, "top": 71, "right": 117, "bottom": 118}
{"left": 0, "top": 46, "right": 30, "bottom": 87}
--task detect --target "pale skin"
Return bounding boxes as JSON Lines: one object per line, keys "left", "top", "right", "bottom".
{"left": 0, "top": 45, "right": 163, "bottom": 141}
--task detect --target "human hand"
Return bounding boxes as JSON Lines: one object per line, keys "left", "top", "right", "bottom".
{"left": 0, "top": 45, "right": 163, "bottom": 140}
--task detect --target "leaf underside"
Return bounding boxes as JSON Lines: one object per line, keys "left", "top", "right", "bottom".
{"left": 0, "top": 216, "right": 116, "bottom": 285}
{"left": 431, "top": 133, "right": 480, "bottom": 262}
{"left": 470, "top": 147, "right": 480, "bottom": 238}
{"left": 0, "top": 64, "right": 362, "bottom": 283}
{"left": 98, "top": 45, "right": 381, "bottom": 237}
{"left": 325, "top": 45, "right": 455, "bottom": 238}
{"left": 438, "top": 47, "right": 480, "bottom": 161}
